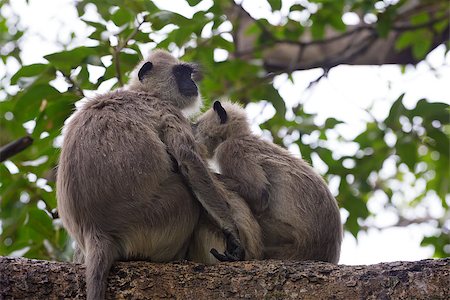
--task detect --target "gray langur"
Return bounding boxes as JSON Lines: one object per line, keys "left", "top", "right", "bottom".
{"left": 57, "top": 50, "right": 247, "bottom": 300}
{"left": 193, "top": 100, "right": 343, "bottom": 263}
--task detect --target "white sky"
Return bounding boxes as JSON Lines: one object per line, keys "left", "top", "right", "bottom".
{"left": 1, "top": 0, "right": 449, "bottom": 264}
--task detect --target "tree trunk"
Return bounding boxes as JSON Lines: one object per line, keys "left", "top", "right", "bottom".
{"left": 0, "top": 257, "right": 448, "bottom": 299}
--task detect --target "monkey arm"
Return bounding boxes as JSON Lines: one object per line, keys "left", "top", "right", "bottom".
{"left": 159, "top": 115, "right": 244, "bottom": 261}
{"left": 216, "top": 143, "right": 270, "bottom": 214}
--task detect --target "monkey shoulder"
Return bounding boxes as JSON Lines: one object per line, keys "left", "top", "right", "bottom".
{"left": 78, "top": 90, "right": 187, "bottom": 131}
{"left": 219, "top": 136, "right": 309, "bottom": 174}
{"left": 83, "top": 90, "right": 169, "bottom": 112}
{"left": 216, "top": 137, "right": 262, "bottom": 164}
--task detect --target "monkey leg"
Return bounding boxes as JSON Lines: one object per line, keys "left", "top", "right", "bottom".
{"left": 119, "top": 173, "right": 200, "bottom": 262}
{"left": 187, "top": 212, "right": 227, "bottom": 264}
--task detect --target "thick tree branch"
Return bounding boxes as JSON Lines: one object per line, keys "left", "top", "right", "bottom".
{"left": 0, "top": 136, "right": 33, "bottom": 162}
{"left": 229, "top": 1, "right": 449, "bottom": 72}
{"left": 0, "top": 257, "right": 449, "bottom": 299}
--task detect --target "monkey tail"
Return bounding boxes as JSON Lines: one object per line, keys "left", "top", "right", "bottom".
{"left": 85, "top": 235, "right": 118, "bottom": 300}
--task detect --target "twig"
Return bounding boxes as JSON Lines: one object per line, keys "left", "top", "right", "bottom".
{"left": 359, "top": 215, "right": 438, "bottom": 231}
{"left": 112, "top": 52, "right": 124, "bottom": 86}
{"left": 306, "top": 68, "right": 329, "bottom": 89}
{"left": 0, "top": 136, "right": 34, "bottom": 162}
{"left": 112, "top": 15, "right": 147, "bottom": 86}
{"left": 62, "top": 72, "right": 85, "bottom": 98}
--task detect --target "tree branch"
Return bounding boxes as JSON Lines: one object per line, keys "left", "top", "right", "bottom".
{"left": 0, "top": 136, "right": 33, "bottom": 162}
{"left": 228, "top": 1, "right": 449, "bottom": 73}
{"left": 112, "top": 15, "right": 147, "bottom": 86}
{"left": 360, "top": 215, "right": 441, "bottom": 231}
{"left": 1, "top": 257, "right": 449, "bottom": 299}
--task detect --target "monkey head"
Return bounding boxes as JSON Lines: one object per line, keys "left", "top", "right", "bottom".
{"left": 193, "top": 101, "right": 251, "bottom": 158}
{"left": 128, "top": 49, "right": 203, "bottom": 117}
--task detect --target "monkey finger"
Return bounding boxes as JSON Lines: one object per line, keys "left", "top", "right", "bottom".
{"left": 210, "top": 248, "right": 232, "bottom": 262}
{"left": 223, "top": 250, "right": 242, "bottom": 262}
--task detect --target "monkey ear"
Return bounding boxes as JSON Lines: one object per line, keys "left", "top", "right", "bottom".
{"left": 138, "top": 62, "right": 153, "bottom": 82}
{"left": 213, "top": 101, "right": 227, "bottom": 124}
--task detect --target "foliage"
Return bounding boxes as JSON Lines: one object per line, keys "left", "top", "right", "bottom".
{"left": 0, "top": 0, "right": 448, "bottom": 261}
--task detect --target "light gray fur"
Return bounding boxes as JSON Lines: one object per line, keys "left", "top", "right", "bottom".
{"left": 194, "top": 101, "right": 343, "bottom": 263}
{"left": 188, "top": 177, "right": 264, "bottom": 264}
{"left": 57, "top": 50, "right": 246, "bottom": 300}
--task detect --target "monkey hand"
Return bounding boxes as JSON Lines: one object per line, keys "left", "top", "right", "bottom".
{"left": 210, "top": 229, "right": 245, "bottom": 262}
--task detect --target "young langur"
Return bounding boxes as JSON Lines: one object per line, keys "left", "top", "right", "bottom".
{"left": 57, "top": 50, "right": 247, "bottom": 300}
{"left": 193, "top": 101, "right": 343, "bottom": 263}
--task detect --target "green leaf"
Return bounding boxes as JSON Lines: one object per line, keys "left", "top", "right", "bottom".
{"left": 324, "top": 118, "right": 343, "bottom": 129}
{"left": 33, "top": 94, "right": 78, "bottom": 137}
{"left": 412, "top": 30, "right": 432, "bottom": 60}
{"left": 289, "top": 4, "right": 305, "bottom": 12}
{"left": 412, "top": 99, "right": 449, "bottom": 124}
{"left": 376, "top": 9, "right": 394, "bottom": 38}
{"left": 421, "top": 232, "right": 450, "bottom": 258}
{"left": 341, "top": 192, "right": 368, "bottom": 237}
{"left": 11, "top": 64, "right": 50, "bottom": 85}
{"left": 27, "top": 206, "right": 54, "bottom": 241}
{"left": 385, "top": 94, "right": 405, "bottom": 129}
{"left": 427, "top": 128, "right": 449, "bottom": 157}
{"left": 329, "top": 14, "right": 346, "bottom": 32}
{"left": 245, "top": 23, "right": 263, "bottom": 37}
{"left": 84, "top": 20, "right": 107, "bottom": 41}
{"left": 186, "top": 0, "right": 202, "bottom": 6}
{"left": 44, "top": 46, "right": 103, "bottom": 72}
{"left": 151, "top": 11, "right": 189, "bottom": 30}
{"left": 396, "top": 136, "right": 418, "bottom": 170}
{"left": 268, "top": 0, "right": 282, "bottom": 11}
{"left": 311, "top": 22, "right": 325, "bottom": 40}
{"left": 111, "top": 8, "right": 134, "bottom": 26}
{"left": 395, "top": 31, "right": 415, "bottom": 51}
{"left": 13, "top": 84, "right": 61, "bottom": 123}
{"left": 434, "top": 20, "right": 449, "bottom": 33}
{"left": 119, "top": 52, "right": 140, "bottom": 68}
{"left": 410, "top": 12, "right": 429, "bottom": 26}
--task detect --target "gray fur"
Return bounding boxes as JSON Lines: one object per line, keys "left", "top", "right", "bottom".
{"left": 194, "top": 101, "right": 343, "bottom": 263}
{"left": 57, "top": 50, "right": 245, "bottom": 300}
{"left": 188, "top": 175, "right": 264, "bottom": 264}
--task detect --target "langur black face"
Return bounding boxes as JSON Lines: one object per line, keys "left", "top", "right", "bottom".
{"left": 173, "top": 64, "right": 198, "bottom": 97}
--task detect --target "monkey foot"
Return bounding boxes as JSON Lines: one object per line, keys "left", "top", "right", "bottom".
{"left": 210, "top": 229, "right": 245, "bottom": 262}
{"left": 210, "top": 248, "right": 242, "bottom": 262}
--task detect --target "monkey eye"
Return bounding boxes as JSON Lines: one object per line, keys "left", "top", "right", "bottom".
{"left": 173, "top": 63, "right": 203, "bottom": 81}
{"left": 173, "top": 64, "right": 193, "bottom": 76}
